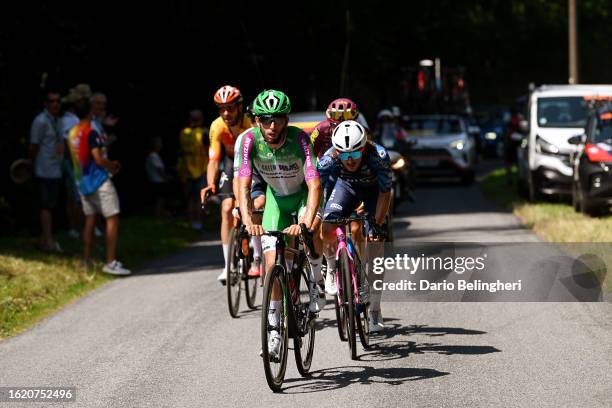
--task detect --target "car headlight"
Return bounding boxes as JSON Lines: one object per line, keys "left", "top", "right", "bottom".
{"left": 449, "top": 139, "right": 465, "bottom": 150}
{"left": 485, "top": 132, "right": 497, "bottom": 140}
{"left": 391, "top": 157, "right": 405, "bottom": 170}
{"left": 535, "top": 135, "right": 559, "bottom": 155}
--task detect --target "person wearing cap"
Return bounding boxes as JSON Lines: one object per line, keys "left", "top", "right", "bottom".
{"left": 29, "top": 89, "right": 63, "bottom": 252}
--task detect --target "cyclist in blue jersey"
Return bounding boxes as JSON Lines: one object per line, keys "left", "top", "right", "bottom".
{"left": 318, "top": 120, "right": 392, "bottom": 332}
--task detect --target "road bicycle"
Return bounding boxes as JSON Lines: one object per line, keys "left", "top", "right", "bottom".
{"left": 202, "top": 192, "right": 262, "bottom": 318}
{"left": 224, "top": 208, "right": 264, "bottom": 317}
{"left": 324, "top": 215, "right": 385, "bottom": 360}
{"left": 260, "top": 223, "right": 318, "bottom": 392}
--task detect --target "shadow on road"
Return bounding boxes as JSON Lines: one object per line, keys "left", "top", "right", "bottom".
{"left": 355, "top": 322, "right": 497, "bottom": 362}
{"left": 282, "top": 365, "right": 449, "bottom": 393}
{"left": 361, "top": 339, "right": 500, "bottom": 363}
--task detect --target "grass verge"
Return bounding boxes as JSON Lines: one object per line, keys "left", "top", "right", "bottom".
{"left": 0, "top": 214, "right": 217, "bottom": 340}
{"left": 481, "top": 167, "right": 612, "bottom": 293}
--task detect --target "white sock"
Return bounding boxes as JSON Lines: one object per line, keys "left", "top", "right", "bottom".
{"left": 268, "top": 300, "right": 281, "bottom": 327}
{"left": 252, "top": 236, "right": 262, "bottom": 259}
{"left": 222, "top": 244, "right": 229, "bottom": 268}
{"left": 325, "top": 254, "right": 336, "bottom": 275}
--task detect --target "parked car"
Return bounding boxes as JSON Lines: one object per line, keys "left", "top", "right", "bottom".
{"left": 568, "top": 102, "right": 612, "bottom": 216}
{"left": 400, "top": 114, "right": 477, "bottom": 184}
{"left": 517, "top": 84, "right": 612, "bottom": 201}
{"left": 476, "top": 107, "right": 511, "bottom": 158}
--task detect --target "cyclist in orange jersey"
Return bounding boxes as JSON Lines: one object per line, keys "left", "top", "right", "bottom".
{"left": 200, "top": 85, "right": 252, "bottom": 283}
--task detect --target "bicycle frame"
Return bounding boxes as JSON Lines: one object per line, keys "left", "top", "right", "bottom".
{"left": 263, "top": 232, "right": 302, "bottom": 311}
{"left": 334, "top": 226, "right": 361, "bottom": 308}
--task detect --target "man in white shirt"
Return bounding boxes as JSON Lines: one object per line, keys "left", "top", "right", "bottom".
{"left": 29, "top": 90, "right": 63, "bottom": 252}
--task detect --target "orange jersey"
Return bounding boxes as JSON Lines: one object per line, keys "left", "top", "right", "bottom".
{"left": 208, "top": 115, "right": 252, "bottom": 161}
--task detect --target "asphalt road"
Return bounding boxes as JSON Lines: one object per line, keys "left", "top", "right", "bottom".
{"left": 1, "top": 164, "right": 611, "bottom": 407}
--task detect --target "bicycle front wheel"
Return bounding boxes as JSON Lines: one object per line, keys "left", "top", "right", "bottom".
{"left": 339, "top": 248, "right": 357, "bottom": 360}
{"left": 293, "top": 262, "right": 315, "bottom": 376}
{"left": 245, "top": 243, "right": 258, "bottom": 310}
{"left": 334, "top": 265, "right": 348, "bottom": 341}
{"left": 261, "top": 265, "right": 289, "bottom": 392}
{"left": 226, "top": 228, "right": 241, "bottom": 318}
{"left": 355, "top": 279, "right": 370, "bottom": 349}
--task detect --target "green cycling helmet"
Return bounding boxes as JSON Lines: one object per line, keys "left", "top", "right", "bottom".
{"left": 252, "top": 89, "right": 291, "bottom": 115}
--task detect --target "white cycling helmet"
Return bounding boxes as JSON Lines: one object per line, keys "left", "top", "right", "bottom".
{"left": 331, "top": 120, "right": 367, "bottom": 152}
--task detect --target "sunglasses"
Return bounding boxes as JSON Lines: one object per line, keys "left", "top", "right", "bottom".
{"left": 218, "top": 104, "right": 239, "bottom": 113}
{"left": 258, "top": 115, "right": 287, "bottom": 127}
{"left": 47, "top": 98, "right": 61, "bottom": 103}
{"left": 338, "top": 150, "right": 363, "bottom": 160}
{"left": 328, "top": 109, "right": 357, "bottom": 122}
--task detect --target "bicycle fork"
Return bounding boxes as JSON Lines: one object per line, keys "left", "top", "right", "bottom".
{"left": 334, "top": 228, "right": 359, "bottom": 309}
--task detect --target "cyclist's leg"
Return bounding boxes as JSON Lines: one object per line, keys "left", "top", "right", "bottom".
{"left": 293, "top": 190, "right": 324, "bottom": 312}
{"left": 219, "top": 156, "right": 235, "bottom": 272}
{"left": 321, "top": 178, "right": 360, "bottom": 294}
{"left": 262, "top": 188, "right": 297, "bottom": 337}
{"left": 358, "top": 189, "right": 386, "bottom": 329}
{"left": 249, "top": 170, "right": 266, "bottom": 276}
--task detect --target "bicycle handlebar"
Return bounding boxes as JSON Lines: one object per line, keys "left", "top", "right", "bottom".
{"left": 261, "top": 224, "right": 319, "bottom": 258}
{"left": 323, "top": 214, "right": 388, "bottom": 240}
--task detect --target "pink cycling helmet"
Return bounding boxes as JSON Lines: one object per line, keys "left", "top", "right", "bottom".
{"left": 326, "top": 98, "right": 359, "bottom": 122}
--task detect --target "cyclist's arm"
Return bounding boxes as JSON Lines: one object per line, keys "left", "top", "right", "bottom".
{"left": 206, "top": 125, "right": 222, "bottom": 191}
{"left": 303, "top": 178, "right": 321, "bottom": 229}
{"left": 232, "top": 133, "right": 243, "bottom": 206}
{"left": 375, "top": 191, "right": 391, "bottom": 226}
{"left": 374, "top": 145, "right": 393, "bottom": 225}
{"left": 236, "top": 132, "right": 255, "bottom": 225}
{"left": 298, "top": 132, "right": 321, "bottom": 229}
{"left": 316, "top": 148, "right": 338, "bottom": 191}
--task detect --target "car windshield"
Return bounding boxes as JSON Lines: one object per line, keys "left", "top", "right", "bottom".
{"left": 594, "top": 118, "right": 612, "bottom": 143}
{"left": 537, "top": 97, "right": 588, "bottom": 128}
{"left": 403, "top": 118, "right": 463, "bottom": 136}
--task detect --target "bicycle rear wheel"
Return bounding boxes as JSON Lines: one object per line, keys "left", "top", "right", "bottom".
{"left": 261, "top": 265, "right": 289, "bottom": 392}
{"left": 293, "top": 262, "right": 315, "bottom": 376}
{"left": 339, "top": 249, "right": 357, "bottom": 360}
{"left": 226, "top": 228, "right": 241, "bottom": 318}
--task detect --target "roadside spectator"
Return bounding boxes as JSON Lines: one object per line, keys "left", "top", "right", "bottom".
{"left": 91, "top": 92, "right": 119, "bottom": 147}
{"left": 374, "top": 108, "right": 407, "bottom": 149}
{"left": 29, "top": 89, "right": 63, "bottom": 252}
{"left": 177, "top": 110, "right": 208, "bottom": 230}
{"left": 145, "top": 136, "right": 169, "bottom": 217}
{"left": 66, "top": 97, "right": 130, "bottom": 276}
{"left": 60, "top": 84, "right": 92, "bottom": 238}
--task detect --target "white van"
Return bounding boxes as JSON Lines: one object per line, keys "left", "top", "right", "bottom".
{"left": 517, "top": 84, "right": 612, "bottom": 200}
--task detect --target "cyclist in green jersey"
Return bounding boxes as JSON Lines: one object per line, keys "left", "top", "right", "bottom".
{"left": 236, "top": 90, "right": 324, "bottom": 357}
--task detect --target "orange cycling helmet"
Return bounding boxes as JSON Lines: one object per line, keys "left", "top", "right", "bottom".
{"left": 214, "top": 85, "right": 243, "bottom": 106}
{"left": 326, "top": 98, "right": 359, "bottom": 122}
